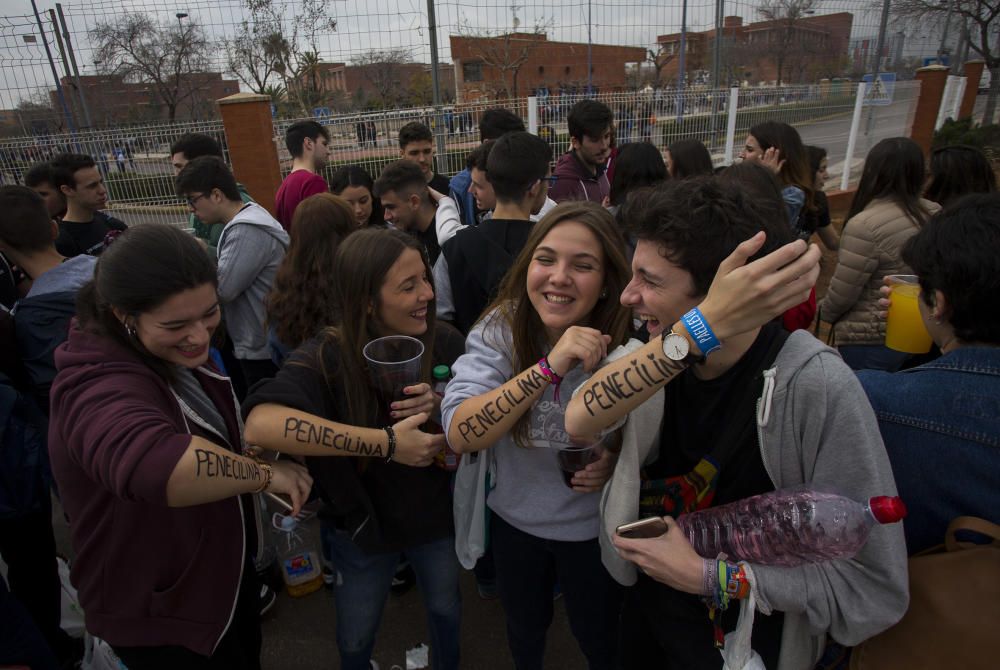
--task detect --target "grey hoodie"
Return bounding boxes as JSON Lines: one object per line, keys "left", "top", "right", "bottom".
{"left": 597, "top": 331, "right": 909, "bottom": 670}
{"left": 216, "top": 203, "right": 289, "bottom": 360}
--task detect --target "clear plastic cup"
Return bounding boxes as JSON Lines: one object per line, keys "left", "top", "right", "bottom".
{"left": 362, "top": 335, "right": 425, "bottom": 403}
{"left": 557, "top": 437, "right": 604, "bottom": 489}
{"left": 885, "top": 275, "right": 933, "bottom": 354}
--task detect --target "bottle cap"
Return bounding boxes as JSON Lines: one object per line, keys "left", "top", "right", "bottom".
{"left": 280, "top": 514, "right": 297, "bottom": 531}
{"left": 868, "top": 496, "right": 907, "bottom": 524}
{"left": 433, "top": 365, "right": 450, "bottom": 380}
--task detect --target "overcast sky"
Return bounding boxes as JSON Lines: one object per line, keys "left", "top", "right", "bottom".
{"left": 0, "top": 0, "right": 938, "bottom": 109}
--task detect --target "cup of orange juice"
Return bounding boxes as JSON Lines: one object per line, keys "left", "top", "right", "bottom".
{"left": 885, "top": 275, "right": 933, "bottom": 353}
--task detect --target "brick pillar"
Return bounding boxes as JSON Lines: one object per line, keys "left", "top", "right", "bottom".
{"left": 910, "top": 65, "right": 950, "bottom": 155}
{"left": 959, "top": 60, "right": 985, "bottom": 120}
{"left": 217, "top": 93, "right": 282, "bottom": 216}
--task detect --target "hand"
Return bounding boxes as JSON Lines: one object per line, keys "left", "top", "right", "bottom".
{"left": 760, "top": 147, "right": 785, "bottom": 174}
{"left": 547, "top": 326, "right": 612, "bottom": 377}
{"left": 391, "top": 412, "right": 445, "bottom": 467}
{"left": 266, "top": 460, "right": 313, "bottom": 517}
{"left": 699, "top": 232, "right": 821, "bottom": 342}
{"left": 391, "top": 383, "right": 437, "bottom": 419}
{"left": 570, "top": 446, "right": 617, "bottom": 492}
{"left": 612, "top": 516, "right": 705, "bottom": 594}
{"left": 876, "top": 276, "right": 892, "bottom": 320}
{"left": 427, "top": 187, "right": 445, "bottom": 203}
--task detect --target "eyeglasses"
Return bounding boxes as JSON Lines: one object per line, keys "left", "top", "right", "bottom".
{"left": 185, "top": 193, "right": 207, "bottom": 207}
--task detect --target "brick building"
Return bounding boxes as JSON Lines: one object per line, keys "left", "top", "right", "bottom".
{"left": 52, "top": 72, "right": 240, "bottom": 127}
{"left": 309, "top": 62, "right": 456, "bottom": 108}
{"left": 657, "top": 12, "right": 853, "bottom": 85}
{"left": 450, "top": 33, "right": 647, "bottom": 102}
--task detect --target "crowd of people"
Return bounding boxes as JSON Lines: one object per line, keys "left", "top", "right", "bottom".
{"left": 0, "top": 98, "right": 997, "bottom": 670}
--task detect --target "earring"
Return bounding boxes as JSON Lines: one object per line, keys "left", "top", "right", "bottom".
{"left": 600, "top": 289, "right": 608, "bottom": 299}
{"left": 124, "top": 321, "right": 137, "bottom": 338}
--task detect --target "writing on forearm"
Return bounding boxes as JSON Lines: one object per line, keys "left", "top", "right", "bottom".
{"left": 283, "top": 417, "right": 384, "bottom": 457}
{"left": 456, "top": 368, "right": 547, "bottom": 443}
{"left": 194, "top": 449, "right": 261, "bottom": 481}
{"left": 581, "top": 352, "right": 686, "bottom": 416}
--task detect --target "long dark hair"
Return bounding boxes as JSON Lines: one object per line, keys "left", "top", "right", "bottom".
{"left": 268, "top": 193, "right": 356, "bottom": 349}
{"left": 667, "top": 139, "right": 714, "bottom": 179}
{"left": 749, "top": 121, "right": 814, "bottom": 213}
{"left": 609, "top": 142, "right": 667, "bottom": 206}
{"left": 330, "top": 164, "right": 384, "bottom": 227}
{"left": 848, "top": 137, "right": 930, "bottom": 226}
{"left": 75, "top": 223, "right": 217, "bottom": 381}
{"left": 310, "top": 228, "right": 436, "bottom": 427}
{"left": 924, "top": 144, "right": 997, "bottom": 207}
{"left": 483, "top": 201, "right": 631, "bottom": 448}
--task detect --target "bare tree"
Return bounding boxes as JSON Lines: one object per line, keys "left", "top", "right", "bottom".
{"left": 647, "top": 45, "right": 676, "bottom": 88}
{"left": 225, "top": 19, "right": 282, "bottom": 94}
{"left": 352, "top": 48, "right": 414, "bottom": 109}
{"left": 894, "top": 0, "right": 1000, "bottom": 123}
{"left": 457, "top": 10, "right": 553, "bottom": 99}
{"left": 756, "top": 0, "right": 817, "bottom": 85}
{"left": 90, "top": 14, "right": 211, "bottom": 122}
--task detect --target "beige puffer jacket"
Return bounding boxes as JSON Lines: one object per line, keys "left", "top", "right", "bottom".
{"left": 820, "top": 197, "right": 940, "bottom": 345}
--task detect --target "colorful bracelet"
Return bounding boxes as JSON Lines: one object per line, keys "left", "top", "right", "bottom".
{"left": 537, "top": 357, "right": 564, "bottom": 404}
{"left": 706, "top": 559, "right": 752, "bottom": 648}
{"left": 383, "top": 425, "right": 397, "bottom": 463}
{"left": 253, "top": 461, "right": 273, "bottom": 494}
{"left": 681, "top": 307, "right": 722, "bottom": 358}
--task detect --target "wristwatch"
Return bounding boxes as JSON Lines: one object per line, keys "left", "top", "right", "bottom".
{"left": 661, "top": 329, "right": 704, "bottom": 365}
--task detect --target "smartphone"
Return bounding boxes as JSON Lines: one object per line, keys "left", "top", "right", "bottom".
{"left": 616, "top": 517, "right": 669, "bottom": 539}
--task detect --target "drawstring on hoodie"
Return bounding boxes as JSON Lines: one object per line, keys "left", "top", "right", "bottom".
{"left": 757, "top": 368, "right": 777, "bottom": 428}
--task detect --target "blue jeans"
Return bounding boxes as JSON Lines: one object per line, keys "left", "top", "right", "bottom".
{"left": 837, "top": 344, "right": 910, "bottom": 372}
{"left": 323, "top": 524, "right": 461, "bottom": 670}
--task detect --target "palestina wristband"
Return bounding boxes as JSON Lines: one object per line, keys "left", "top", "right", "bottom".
{"left": 680, "top": 307, "right": 721, "bottom": 357}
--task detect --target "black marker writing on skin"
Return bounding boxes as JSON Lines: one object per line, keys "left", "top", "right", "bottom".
{"left": 582, "top": 353, "right": 687, "bottom": 416}
{"left": 194, "top": 449, "right": 261, "bottom": 481}
{"left": 283, "top": 417, "right": 384, "bottom": 457}
{"left": 456, "top": 368, "right": 548, "bottom": 443}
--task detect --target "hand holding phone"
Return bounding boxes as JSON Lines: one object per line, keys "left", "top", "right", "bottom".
{"left": 616, "top": 516, "right": 668, "bottom": 539}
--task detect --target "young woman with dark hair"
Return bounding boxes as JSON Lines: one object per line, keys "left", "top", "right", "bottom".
{"left": 801, "top": 145, "right": 839, "bottom": 250}
{"left": 243, "top": 228, "right": 465, "bottom": 670}
{"left": 608, "top": 142, "right": 668, "bottom": 209}
{"left": 330, "top": 164, "right": 385, "bottom": 228}
{"left": 444, "top": 201, "right": 633, "bottom": 669}
{"left": 740, "top": 121, "right": 814, "bottom": 231}
{"left": 820, "top": 137, "right": 941, "bottom": 371}
{"left": 267, "top": 193, "right": 356, "bottom": 366}
{"left": 48, "top": 223, "right": 312, "bottom": 669}
{"left": 665, "top": 139, "right": 714, "bottom": 180}
{"left": 923, "top": 144, "right": 997, "bottom": 207}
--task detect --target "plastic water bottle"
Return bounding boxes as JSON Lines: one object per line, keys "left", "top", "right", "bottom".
{"left": 274, "top": 514, "right": 324, "bottom": 597}
{"left": 676, "top": 486, "right": 906, "bottom": 567}
{"left": 431, "top": 364, "right": 459, "bottom": 472}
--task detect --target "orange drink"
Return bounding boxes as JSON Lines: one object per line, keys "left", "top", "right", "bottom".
{"left": 885, "top": 275, "right": 933, "bottom": 354}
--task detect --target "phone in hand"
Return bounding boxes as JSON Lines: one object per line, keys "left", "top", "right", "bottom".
{"left": 616, "top": 517, "right": 669, "bottom": 539}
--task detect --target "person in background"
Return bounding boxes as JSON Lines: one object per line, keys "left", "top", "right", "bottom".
{"left": 330, "top": 165, "right": 384, "bottom": 229}
{"left": 740, "top": 121, "right": 813, "bottom": 231}
{"left": 820, "top": 137, "right": 940, "bottom": 372}
{"left": 374, "top": 160, "right": 441, "bottom": 264}
{"left": 448, "top": 108, "right": 525, "bottom": 229}
{"left": 800, "top": 146, "right": 839, "bottom": 250}
{"left": 266, "top": 193, "right": 356, "bottom": 367}
{"left": 50, "top": 153, "right": 127, "bottom": 258}
{"left": 550, "top": 99, "right": 614, "bottom": 204}
{"left": 48, "top": 223, "right": 311, "bottom": 669}
{"left": 859, "top": 193, "right": 1000, "bottom": 554}
{"left": 274, "top": 121, "right": 331, "bottom": 232}
{"left": 170, "top": 133, "right": 255, "bottom": 256}
{"left": 176, "top": 157, "right": 289, "bottom": 387}
{"left": 607, "top": 142, "right": 668, "bottom": 216}
{"left": 399, "top": 121, "right": 450, "bottom": 194}
{"left": 923, "top": 144, "right": 997, "bottom": 207}
{"left": 244, "top": 228, "right": 465, "bottom": 670}
{"left": 665, "top": 139, "right": 714, "bottom": 180}
{"left": 23, "top": 162, "right": 67, "bottom": 220}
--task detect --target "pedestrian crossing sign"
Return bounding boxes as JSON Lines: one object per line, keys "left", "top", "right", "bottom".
{"left": 862, "top": 73, "right": 895, "bottom": 106}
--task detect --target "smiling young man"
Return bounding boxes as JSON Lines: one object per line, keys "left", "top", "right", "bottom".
{"left": 564, "top": 178, "right": 906, "bottom": 670}
{"left": 274, "top": 121, "right": 331, "bottom": 232}
{"left": 398, "top": 121, "right": 450, "bottom": 194}
{"left": 176, "top": 157, "right": 289, "bottom": 386}
{"left": 50, "top": 153, "right": 127, "bottom": 257}
{"left": 549, "top": 100, "right": 613, "bottom": 204}
{"left": 374, "top": 160, "right": 441, "bottom": 265}
{"left": 433, "top": 131, "right": 551, "bottom": 334}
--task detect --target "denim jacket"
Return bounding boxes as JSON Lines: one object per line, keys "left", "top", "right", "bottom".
{"left": 858, "top": 347, "right": 1000, "bottom": 553}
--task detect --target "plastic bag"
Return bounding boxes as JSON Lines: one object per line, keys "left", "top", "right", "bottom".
{"left": 58, "top": 557, "right": 85, "bottom": 638}
{"left": 720, "top": 581, "right": 766, "bottom": 670}
{"left": 83, "top": 634, "right": 128, "bottom": 670}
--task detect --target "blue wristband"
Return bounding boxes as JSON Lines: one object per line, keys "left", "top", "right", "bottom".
{"left": 680, "top": 307, "right": 721, "bottom": 357}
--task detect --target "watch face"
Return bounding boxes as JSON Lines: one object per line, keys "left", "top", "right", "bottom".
{"left": 662, "top": 332, "right": 690, "bottom": 361}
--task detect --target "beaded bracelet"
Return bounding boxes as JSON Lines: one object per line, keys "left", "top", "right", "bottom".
{"left": 536, "top": 356, "right": 564, "bottom": 404}
{"left": 383, "top": 425, "right": 397, "bottom": 463}
{"left": 253, "top": 461, "right": 273, "bottom": 494}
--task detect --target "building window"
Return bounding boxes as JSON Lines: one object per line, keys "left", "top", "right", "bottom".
{"left": 538, "top": 65, "right": 545, "bottom": 74}
{"left": 463, "top": 61, "right": 483, "bottom": 82}
{"left": 564, "top": 65, "right": 571, "bottom": 75}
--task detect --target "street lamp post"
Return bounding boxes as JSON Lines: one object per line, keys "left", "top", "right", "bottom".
{"left": 176, "top": 12, "right": 188, "bottom": 32}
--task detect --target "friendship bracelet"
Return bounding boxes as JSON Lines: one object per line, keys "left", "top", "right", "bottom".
{"left": 705, "top": 559, "right": 752, "bottom": 649}
{"left": 253, "top": 461, "right": 273, "bottom": 494}
{"left": 537, "top": 357, "right": 564, "bottom": 404}
{"left": 383, "top": 425, "right": 397, "bottom": 463}
{"left": 680, "top": 307, "right": 722, "bottom": 358}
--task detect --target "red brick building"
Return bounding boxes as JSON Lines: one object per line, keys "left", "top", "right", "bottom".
{"left": 310, "top": 62, "right": 456, "bottom": 108}
{"left": 657, "top": 12, "right": 853, "bottom": 85}
{"left": 52, "top": 72, "right": 240, "bottom": 126}
{"left": 450, "top": 33, "right": 647, "bottom": 102}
